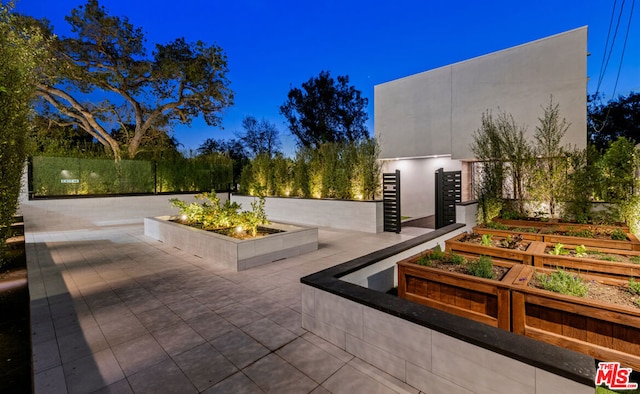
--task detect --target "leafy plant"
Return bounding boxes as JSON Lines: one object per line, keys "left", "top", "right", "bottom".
{"left": 548, "top": 243, "right": 569, "bottom": 256}
{"left": 597, "top": 255, "right": 620, "bottom": 262}
{"left": 630, "top": 256, "right": 640, "bottom": 264}
{"left": 416, "top": 245, "right": 466, "bottom": 266}
{"left": 170, "top": 192, "right": 268, "bottom": 237}
{"left": 480, "top": 234, "right": 493, "bottom": 247}
{"left": 500, "top": 234, "right": 523, "bottom": 249}
{"left": 446, "top": 252, "right": 466, "bottom": 265}
{"left": 537, "top": 269, "right": 588, "bottom": 297}
{"left": 628, "top": 278, "right": 640, "bottom": 295}
{"left": 467, "top": 256, "right": 495, "bottom": 279}
{"left": 565, "top": 228, "right": 594, "bottom": 238}
{"left": 574, "top": 245, "right": 588, "bottom": 258}
{"left": 610, "top": 229, "right": 628, "bottom": 241}
{"left": 485, "top": 221, "right": 509, "bottom": 230}
{"left": 513, "top": 226, "right": 537, "bottom": 233}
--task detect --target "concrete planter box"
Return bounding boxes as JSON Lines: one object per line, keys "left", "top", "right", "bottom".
{"left": 231, "top": 194, "right": 383, "bottom": 233}
{"left": 144, "top": 216, "right": 318, "bottom": 271}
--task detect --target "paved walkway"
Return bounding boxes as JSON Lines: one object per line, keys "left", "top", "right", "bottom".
{"left": 24, "top": 204, "right": 431, "bottom": 393}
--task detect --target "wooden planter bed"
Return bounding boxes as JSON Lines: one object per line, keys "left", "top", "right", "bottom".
{"left": 445, "top": 233, "right": 545, "bottom": 265}
{"left": 541, "top": 232, "right": 640, "bottom": 252}
{"left": 473, "top": 225, "right": 543, "bottom": 241}
{"left": 510, "top": 266, "right": 640, "bottom": 371}
{"left": 494, "top": 217, "right": 630, "bottom": 233}
{"left": 397, "top": 252, "right": 523, "bottom": 330}
{"left": 531, "top": 244, "right": 640, "bottom": 280}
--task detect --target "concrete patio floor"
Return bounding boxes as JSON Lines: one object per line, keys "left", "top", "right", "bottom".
{"left": 23, "top": 202, "right": 432, "bottom": 393}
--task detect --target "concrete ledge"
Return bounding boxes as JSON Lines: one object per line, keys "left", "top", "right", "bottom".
{"left": 301, "top": 223, "right": 596, "bottom": 393}
{"left": 231, "top": 195, "right": 384, "bottom": 233}
{"left": 144, "top": 216, "right": 318, "bottom": 271}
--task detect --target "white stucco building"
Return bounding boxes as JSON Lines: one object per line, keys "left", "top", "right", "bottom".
{"left": 375, "top": 27, "right": 588, "bottom": 219}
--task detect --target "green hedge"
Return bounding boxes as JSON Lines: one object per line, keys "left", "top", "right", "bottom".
{"left": 31, "top": 155, "right": 233, "bottom": 196}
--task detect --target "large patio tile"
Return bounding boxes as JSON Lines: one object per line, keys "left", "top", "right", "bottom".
{"left": 321, "top": 363, "right": 398, "bottom": 394}
{"left": 127, "top": 358, "right": 197, "bottom": 394}
{"left": 217, "top": 303, "right": 264, "bottom": 327}
{"left": 135, "top": 305, "right": 183, "bottom": 332}
{"left": 243, "top": 353, "right": 318, "bottom": 393}
{"left": 276, "top": 337, "right": 346, "bottom": 384}
{"left": 151, "top": 321, "right": 206, "bottom": 356}
{"left": 210, "top": 329, "right": 270, "bottom": 369}
{"left": 185, "top": 310, "right": 236, "bottom": 341}
{"left": 201, "top": 371, "right": 265, "bottom": 394}
{"left": 173, "top": 343, "right": 238, "bottom": 392}
{"left": 241, "top": 317, "right": 298, "bottom": 351}
{"left": 62, "top": 348, "right": 124, "bottom": 394}
{"left": 111, "top": 333, "right": 169, "bottom": 376}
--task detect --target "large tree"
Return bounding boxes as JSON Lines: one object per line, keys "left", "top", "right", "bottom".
{"left": 280, "top": 70, "right": 369, "bottom": 148}
{"left": 237, "top": 116, "right": 281, "bottom": 158}
{"left": 34, "top": 0, "right": 233, "bottom": 160}
{"left": 588, "top": 92, "right": 640, "bottom": 151}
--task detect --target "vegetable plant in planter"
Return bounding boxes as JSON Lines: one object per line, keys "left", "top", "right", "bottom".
{"left": 510, "top": 265, "right": 640, "bottom": 371}
{"left": 397, "top": 246, "right": 525, "bottom": 330}
{"left": 530, "top": 243, "right": 640, "bottom": 280}
{"left": 540, "top": 225, "right": 640, "bottom": 251}
{"left": 445, "top": 232, "right": 545, "bottom": 265}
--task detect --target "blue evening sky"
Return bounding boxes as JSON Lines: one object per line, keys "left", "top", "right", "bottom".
{"left": 14, "top": 0, "right": 640, "bottom": 155}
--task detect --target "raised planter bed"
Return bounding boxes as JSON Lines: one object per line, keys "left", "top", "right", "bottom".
{"left": 445, "top": 233, "right": 545, "bottom": 265}
{"left": 473, "top": 225, "right": 543, "bottom": 241}
{"left": 398, "top": 251, "right": 523, "bottom": 330}
{"left": 541, "top": 231, "right": 640, "bottom": 252}
{"left": 144, "top": 216, "right": 318, "bottom": 271}
{"left": 531, "top": 244, "right": 640, "bottom": 281}
{"left": 494, "top": 217, "right": 630, "bottom": 233}
{"left": 511, "top": 266, "right": 640, "bottom": 371}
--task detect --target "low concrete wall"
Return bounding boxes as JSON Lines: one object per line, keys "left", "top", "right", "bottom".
{"left": 341, "top": 201, "right": 477, "bottom": 291}
{"left": 19, "top": 193, "right": 227, "bottom": 232}
{"left": 302, "top": 201, "right": 595, "bottom": 393}
{"left": 144, "top": 217, "right": 318, "bottom": 271}
{"left": 232, "top": 195, "right": 384, "bottom": 233}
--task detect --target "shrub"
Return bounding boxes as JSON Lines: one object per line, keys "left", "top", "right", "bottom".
{"left": 485, "top": 221, "right": 508, "bottom": 230}
{"left": 170, "top": 192, "right": 268, "bottom": 237}
{"left": 467, "top": 256, "right": 494, "bottom": 279}
{"left": 610, "top": 228, "right": 628, "bottom": 241}
{"left": 537, "top": 269, "right": 588, "bottom": 297}
{"left": 628, "top": 278, "right": 640, "bottom": 295}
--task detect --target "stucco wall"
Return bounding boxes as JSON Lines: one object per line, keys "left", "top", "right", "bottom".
{"left": 375, "top": 27, "right": 588, "bottom": 160}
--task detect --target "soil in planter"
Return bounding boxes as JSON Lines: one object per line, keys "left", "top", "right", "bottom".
{"left": 544, "top": 246, "right": 640, "bottom": 265}
{"left": 171, "top": 220, "right": 284, "bottom": 240}
{"left": 426, "top": 260, "right": 510, "bottom": 280}
{"left": 529, "top": 272, "right": 640, "bottom": 310}
{"left": 540, "top": 226, "right": 629, "bottom": 241}
{"left": 458, "top": 232, "right": 529, "bottom": 251}
{"left": 0, "top": 250, "right": 32, "bottom": 393}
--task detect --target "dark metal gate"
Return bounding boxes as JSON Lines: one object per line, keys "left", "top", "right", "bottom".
{"left": 435, "top": 168, "right": 461, "bottom": 229}
{"left": 383, "top": 170, "right": 401, "bottom": 233}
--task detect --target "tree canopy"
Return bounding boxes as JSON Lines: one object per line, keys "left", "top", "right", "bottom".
{"left": 588, "top": 92, "right": 640, "bottom": 151}
{"left": 237, "top": 116, "right": 281, "bottom": 158}
{"left": 32, "top": 0, "right": 233, "bottom": 160}
{"left": 280, "top": 70, "right": 369, "bottom": 148}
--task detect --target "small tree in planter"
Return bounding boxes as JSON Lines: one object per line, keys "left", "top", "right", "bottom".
{"left": 529, "top": 97, "right": 571, "bottom": 218}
